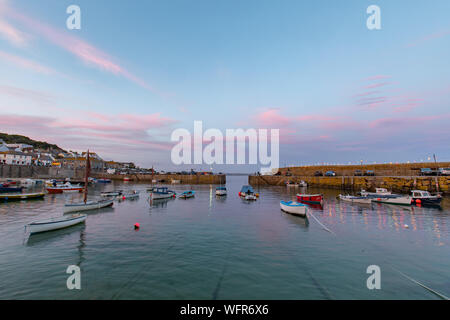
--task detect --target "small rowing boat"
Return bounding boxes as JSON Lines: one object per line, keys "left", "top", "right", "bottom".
{"left": 179, "top": 190, "right": 195, "bottom": 199}
{"left": 216, "top": 187, "right": 227, "bottom": 196}
{"left": 339, "top": 194, "right": 372, "bottom": 204}
{"left": 63, "top": 199, "right": 114, "bottom": 213}
{"left": 27, "top": 214, "right": 87, "bottom": 234}
{"left": 296, "top": 193, "right": 323, "bottom": 204}
{"left": 0, "top": 192, "right": 45, "bottom": 201}
{"left": 280, "top": 201, "right": 307, "bottom": 217}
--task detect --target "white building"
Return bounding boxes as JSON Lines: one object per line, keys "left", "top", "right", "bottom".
{"left": 0, "top": 151, "right": 32, "bottom": 165}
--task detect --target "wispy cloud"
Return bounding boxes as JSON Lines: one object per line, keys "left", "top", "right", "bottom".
{"left": 0, "top": 112, "right": 178, "bottom": 157}
{"left": 1, "top": 1, "right": 165, "bottom": 96}
{"left": 0, "top": 49, "right": 55, "bottom": 74}
{"left": 0, "top": 18, "right": 28, "bottom": 46}
{"left": 406, "top": 29, "right": 450, "bottom": 48}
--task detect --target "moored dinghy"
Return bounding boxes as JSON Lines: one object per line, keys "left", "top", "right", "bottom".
{"left": 179, "top": 190, "right": 195, "bottom": 199}
{"left": 0, "top": 192, "right": 45, "bottom": 201}
{"left": 27, "top": 214, "right": 87, "bottom": 234}
{"left": 372, "top": 196, "right": 412, "bottom": 205}
{"left": 280, "top": 201, "right": 307, "bottom": 217}
{"left": 64, "top": 199, "right": 114, "bottom": 213}
{"left": 338, "top": 194, "right": 372, "bottom": 204}
{"left": 149, "top": 187, "right": 176, "bottom": 200}
{"left": 215, "top": 187, "right": 227, "bottom": 196}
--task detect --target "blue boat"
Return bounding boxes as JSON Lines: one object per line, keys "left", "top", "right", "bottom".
{"left": 179, "top": 190, "right": 195, "bottom": 199}
{"left": 149, "top": 187, "right": 176, "bottom": 200}
{"left": 97, "top": 178, "right": 112, "bottom": 183}
{"left": 0, "top": 185, "right": 24, "bottom": 193}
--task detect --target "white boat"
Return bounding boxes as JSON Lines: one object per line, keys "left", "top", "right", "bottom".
{"left": 245, "top": 194, "right": 257, "bottom": 201}
{"left": 216, "top": 187, "right": 227, "bottom": 196}
{"left": 361, "top": 188, "right": 392, "bottom": 197}
{"left": 27, "top": 214, "right": 87, "bottom": 234}
{"left": 119, "top": 191, "right": 140, "bottom": 200}
{"left": 101, "top": 190, "right": 123, "bottom": 197}
{"left": 63, "top": 199, "right": 114, "bottom": 213}
{"left": 280, "top": 201, "right": 307, "bottom": 217}
{"left": 149, "top": 187, "right": 175, "bottom": 200}
{"left": 372, "top": 196, "right": 412, "bottom": 205}
{"left": 286, "top": 182, "right": 299, "bottom": 188}
{"left": 339, "top": 194, "right": 372, "bottom": 204}
{"left": 20, "top": 179, "right": 36, "bottom": 188}
{"left": 299, "top": 180, "right": 307, "bottom": 187}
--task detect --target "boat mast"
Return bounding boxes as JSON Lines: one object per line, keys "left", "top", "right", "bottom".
{"left": 84, "top": 150, "right": 91, "bottom": 204}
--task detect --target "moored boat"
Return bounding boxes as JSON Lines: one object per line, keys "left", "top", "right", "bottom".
{"left": 239, "top": 185, "right": 258, "bottom": 201}
{"left": 296, "top": 193, "right": 323, "bottom": 204}
{"left": 411, "top": 190, "right": 442, "bottom": 206}
{"left": 372, "top": 196, "right": 412, "bottom": 206}
{"left": 119, "top": 191, "right": 140, "bottom": 200}
{"left": 97, "top": 178, "right": 112, "bottom": 183}
{"left": 46, "top": 182, "right": 83, "bottom": 194}
{"left": 280, "top": 201, "right": 307, "bottom": 217}
{"left": 0, "top": 185, "right": 24, "bottom": 193}
{"left": 0, "top": 192, "right": 45, "bottom": 201}
{"left": 27, "top": 214, "right": 87, "bottom": 234}
{"left": 215, "top": 187, "right": 227, "bottom": 196}
{"left": 179, "top": 190, "right": 195, "bottom": 199}
{"left": 101, "top": 190, "right": 123, "bottom": 197}
{"left": 64, "top": 199, "right": 114, "bottom": 213}
{"left": 149, "top": 187, "right": 176, "bottom": 200}
{"left": 360, "top": 188, "right": 392, "bottom": 197}
{"left": 339, "top": 194, "right": 372, "bottom": 204}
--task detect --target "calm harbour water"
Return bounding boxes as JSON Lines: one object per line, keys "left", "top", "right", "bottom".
{"left": 0, "top": 176, "right": 449, "bottom": 300}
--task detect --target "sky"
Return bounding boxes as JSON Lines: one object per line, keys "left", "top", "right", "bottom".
{"left": 0, "top": 0, "right": 449, "bottom": 172}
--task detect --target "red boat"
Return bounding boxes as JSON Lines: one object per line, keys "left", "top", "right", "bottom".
{"left": 296, "top": 193, "right": 323, "bottom": 204}
{"left": 46, "top": 183, "right": 83, "bottom": 194}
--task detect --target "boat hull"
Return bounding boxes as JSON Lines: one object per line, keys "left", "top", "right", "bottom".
{"left": 412, "top": 197, "right": 442, "bottom": 206}
{"left": 0, "top": 192, "right": 45, "bottom": 201}
{"left": 47, "top": 187, "right": 83, "bottom": 194}
{"left": 216, "top": 190, "right": 227, "bottom": 196}
{"left": 28, "top": 214, "right": 87, "bottom": 234}
{"left": 280, "top": 201, "right": 307, "bottom": 217}
{"left": 339, "top": 195, "right": 372, "bottom": 204}
{"left": 63, "top": 200, "right": 114, "bottom": 213}
{"left": 372, "top": 196, "right": 412, "bottom": 205}
{"left": 296, "top": 194, "right": 323, "bottom": 204}
{"left": 150, "top": 192, "right": 175, "bottom": 200}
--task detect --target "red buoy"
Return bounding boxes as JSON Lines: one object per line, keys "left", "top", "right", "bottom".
{"left": 134, "top": 223, "right": 140, "bottom": 230}
{"left": 416, "top": 199, "right": 422, "bottom": 204}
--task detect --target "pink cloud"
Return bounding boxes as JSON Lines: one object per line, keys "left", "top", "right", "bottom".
{"left": 2, "top": 2, "right": 164, "bottom": 96}
{"left": 407, "top": 30, "right": 450, "bottom": 48}
{"left": 0, "top": 111, "right": 178, "bottom": 157}
{"left": 255, "top": 109, "right": 292, "bottom": 127}
{"left": 0, "top": 49, "right": 55, "bottom": 74}
{"left": 0, "top": 18, "right": 28, "bottom": 46}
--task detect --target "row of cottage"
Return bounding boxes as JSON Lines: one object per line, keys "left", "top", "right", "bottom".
{"left": 0, "top": 140, "right": 134, "bottom": 172}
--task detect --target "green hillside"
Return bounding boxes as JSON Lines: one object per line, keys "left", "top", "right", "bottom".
{"left": 0, "top": 133, "right": 66, "bottom": 153}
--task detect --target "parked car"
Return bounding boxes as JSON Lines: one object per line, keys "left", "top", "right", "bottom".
{"left": 325, "top": 171, "right": 336, "bottom": 177}
{"left": 364, "top": 170, "right": 375, "bottom": 176}
{"left": 354, "top": 170, "right": 363, "bottom": 176}
{"left": 420, "top": 168, "right": 437, "bottom": 176}
{"left": 438, "top": 168, "right": 450, "bottom": 176}
{"left": 314, "top": 171, "right": 323, "bottom": 176}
